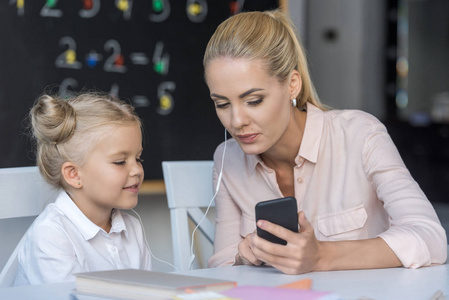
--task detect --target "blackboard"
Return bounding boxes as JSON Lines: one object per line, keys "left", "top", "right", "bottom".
{"left": 0, "top": 0, "right": 279, "bottom": 179}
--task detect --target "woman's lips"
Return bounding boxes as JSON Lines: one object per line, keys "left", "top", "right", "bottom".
{"left": 236, "top": 133, "right": 259, "bottom": 144}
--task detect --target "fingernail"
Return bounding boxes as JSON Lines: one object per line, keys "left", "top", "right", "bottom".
{"left": 257, "top": 220, "right": 265, "bottom": 228}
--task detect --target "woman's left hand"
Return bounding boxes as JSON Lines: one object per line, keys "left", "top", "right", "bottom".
{"left": 250, "top": 211, "right": 322, "bottom": 275}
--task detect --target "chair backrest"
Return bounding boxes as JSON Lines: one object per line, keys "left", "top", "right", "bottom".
{"left": 162, "top": 161, "right": 215, "bottom": 271}
{"left": 0, "top": 166, "right": 58, "bottom": 287}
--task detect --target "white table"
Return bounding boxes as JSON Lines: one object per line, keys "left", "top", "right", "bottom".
{"left": 176, "top": 262, "right": 449, "bottom": 300}
{"left": 0, "top": 252, "right": 447, "bottom": 300}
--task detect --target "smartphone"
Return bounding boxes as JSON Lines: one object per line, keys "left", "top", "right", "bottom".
{"left": 255, "top": 197, "right": 298, "bottom": 245}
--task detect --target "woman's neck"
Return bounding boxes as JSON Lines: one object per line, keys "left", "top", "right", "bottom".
{"left": 260, "top": 108, "right": 307, "bottom": 170}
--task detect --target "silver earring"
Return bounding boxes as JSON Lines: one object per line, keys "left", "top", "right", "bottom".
{"left": 291, "top": 98, "right": 297, "bottom": 107}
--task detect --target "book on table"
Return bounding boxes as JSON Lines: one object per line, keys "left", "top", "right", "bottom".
{"left": 73, "top": 268, "right": 236, "bottom": 300}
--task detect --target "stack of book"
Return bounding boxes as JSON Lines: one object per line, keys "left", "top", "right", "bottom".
{"left": 73, "top": 269, "right": 236, "bottom": 300}
{"left": 72, "top": 268, "right": 339, "bottom": 300}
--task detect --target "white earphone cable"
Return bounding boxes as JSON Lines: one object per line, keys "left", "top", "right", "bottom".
{"left": 129, "top": 128, "right": 227, "bottom": 272}
{"left": 188, "top": 128, "right": 227, "bottom": 269}
{"left": 131, "top": 208, "right": 180, "bottom": 272}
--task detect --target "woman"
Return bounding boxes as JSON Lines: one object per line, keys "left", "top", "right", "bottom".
{"left": 203, "top": 10, "right": 447, "bottom": 275}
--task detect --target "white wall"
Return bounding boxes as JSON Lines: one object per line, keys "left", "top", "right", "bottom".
{"left": 289, "top": 0, "right": 387, "bottom": 119}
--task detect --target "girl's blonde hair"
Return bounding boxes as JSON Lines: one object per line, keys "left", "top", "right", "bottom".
{"left": 29, "top": 92, "right": 142, "bottom": 189}
{"left": 203, "top": 9, "right": 326, "bottom": 110}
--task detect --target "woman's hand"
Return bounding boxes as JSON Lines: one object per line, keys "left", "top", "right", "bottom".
{"left": 250, "top": 211, "right": 322, "bottom": 275}
{"left": 234, "top": 231, "right": 264, "bottom": 266}
{"left": 237, "top": 211, "right": 402, "bottom": 273}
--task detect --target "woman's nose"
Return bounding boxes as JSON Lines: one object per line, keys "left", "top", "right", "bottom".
{"left": 231, "top": 105, "right": 249, "bottom": 129}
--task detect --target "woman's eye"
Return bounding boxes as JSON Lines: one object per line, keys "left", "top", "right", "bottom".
{"left": 137, "top": 157, "right": 144, "bottom": 164}
{"left": 215, "top": 102, "right": 230, "bottom": 109}
{"left": 113, "top": 161, "right": 125, "bottom": 165}
{"left": 248, "top": 98, "right": 263, "bottom": 106}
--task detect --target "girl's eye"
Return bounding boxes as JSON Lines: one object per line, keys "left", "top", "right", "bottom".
{"left": 248, "top": 98, "right": 263, "bottom": 106}
{"left": 137, "top": 157, "right": 144, "bottom": 164}
{"left": 113, "top": 161, "right": 125, "bottom": 165}
{"left": 215, "top": 102, "right": 230, "bottom": 109}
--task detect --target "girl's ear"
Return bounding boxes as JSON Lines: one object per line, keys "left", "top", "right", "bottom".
{"left": 61, "top": 162, "right": 82, "bottom": 189}
{"left": 289, "top": 69, "right": 302, "bottom": 99}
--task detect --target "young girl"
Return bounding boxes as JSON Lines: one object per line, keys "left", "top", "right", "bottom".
{"left": 14, "top": 93, "right": 151, "bottom": 285}
{"left": 204, "top": 10, "right": 447, "bottom": 274}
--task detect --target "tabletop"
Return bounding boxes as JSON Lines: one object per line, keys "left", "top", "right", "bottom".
{"left": 175, "top": 261, "right": 448, "bottom": 300}
{"left": 0, "top": 250, "right": 447, "bottom": 300}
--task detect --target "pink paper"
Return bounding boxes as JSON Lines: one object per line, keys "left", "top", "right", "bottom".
{"left": 222, "top": 286, "right": 339, "bottom": 300}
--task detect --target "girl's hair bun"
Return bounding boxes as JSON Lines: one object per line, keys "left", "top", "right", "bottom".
{"left": 30, "top": 95, "right": 76, "bottom": 145}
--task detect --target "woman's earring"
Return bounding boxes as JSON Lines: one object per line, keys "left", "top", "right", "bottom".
{"left": 291, "top": 98, "right": 297, "bottom": 107}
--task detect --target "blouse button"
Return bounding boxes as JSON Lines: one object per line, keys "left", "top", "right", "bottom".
{"left": 297, "top": 177, "right": 303, "bottom": 183}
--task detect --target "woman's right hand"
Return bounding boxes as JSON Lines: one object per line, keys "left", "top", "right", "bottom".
{"left": 234, "top": 231, "right": 264, "bottom": 266}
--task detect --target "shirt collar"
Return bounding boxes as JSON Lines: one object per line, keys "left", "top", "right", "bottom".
{"left": 298, "top": 102, "right": 323, "bottom": 164}
{"left": 246, "top": 102, "right": 323, "bottom": 174}
{"left": 55, "top": 191, "right": 128, "bottom": 240}
{"left": 110, "top": 209, "right": 128, "bottom": 236}
{"left": 247, "top": 154, "right": 264, "bottom": 176}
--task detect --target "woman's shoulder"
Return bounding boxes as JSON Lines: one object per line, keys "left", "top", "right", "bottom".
{"left": 323, "top": 108, "right": 386, "bottom": 132}
{"left": 212, "top": 138, "right": 258, "bottom": 179}
{"left": 324, "top": 108, "right": 380, "bottom": 121}
{"left": 213, "top": 138, "right": 245, "bottom": 161}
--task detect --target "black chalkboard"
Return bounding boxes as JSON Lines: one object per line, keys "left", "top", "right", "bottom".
{"left": 0, "top": 0, "right": 279, "bottom": 179}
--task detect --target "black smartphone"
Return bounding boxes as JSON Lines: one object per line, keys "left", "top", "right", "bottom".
{"left": 255, "top": 197, "right": 298, "bottom": 245}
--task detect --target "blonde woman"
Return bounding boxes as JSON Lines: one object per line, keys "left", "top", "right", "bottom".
{"left": 15, "top": 93, "right": 151, "bottom": 285}
{"left": 204, "top": 10, "right": 447, "bottom": 275}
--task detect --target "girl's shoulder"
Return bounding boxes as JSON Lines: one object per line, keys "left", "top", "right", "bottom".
{"left": 23, "top": 203, "right": 71, "bottom": 250}
{"left": 31, "top": 202, "right": 65, "bottom": 230}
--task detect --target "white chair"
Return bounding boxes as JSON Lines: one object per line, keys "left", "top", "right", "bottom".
{"left": 0, "top": 166, "right": 58, "bottom": 287}
{"left": 162, "top": 161, "right": 215, "bottom": 271}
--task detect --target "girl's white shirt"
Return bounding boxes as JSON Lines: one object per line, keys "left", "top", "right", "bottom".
{"left": 14, "top": 191, "right": 151, "bottom": 286}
